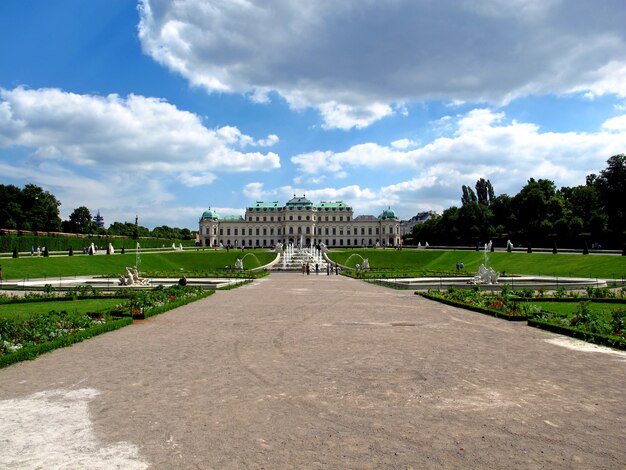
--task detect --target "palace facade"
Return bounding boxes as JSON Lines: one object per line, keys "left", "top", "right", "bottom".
{"left": 199, "top": 196, "right": 401, "bottom": 248}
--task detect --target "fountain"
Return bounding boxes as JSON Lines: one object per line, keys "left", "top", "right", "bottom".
{"left": 135, "top": 242, "right": 141, "bottom": 274}
{"left": 345, "top": 254, "right": 369, "bottom": 271}
{"left": 239, "top": 252, "right": 260, "bottom": 269}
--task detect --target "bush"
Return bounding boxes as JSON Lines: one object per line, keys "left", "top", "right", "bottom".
{"left": 12, "top": 247, "right": 18, "bottom": 258}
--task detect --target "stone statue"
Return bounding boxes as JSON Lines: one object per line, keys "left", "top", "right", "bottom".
{"left": 470, "top": 264, "right": 499, "bottom": 285}
{"left": 234, "top": 258, "right": 244, "bottom": 270}
{"left": 362, "top": 258, "right": 369, "bottom": 270}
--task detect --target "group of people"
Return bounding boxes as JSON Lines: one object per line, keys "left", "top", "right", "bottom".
{"left": 30, "top": 245, "right": 45, "bottom": 256}
{"left": 301, "top": 262, "right": 340, "bottom": 275}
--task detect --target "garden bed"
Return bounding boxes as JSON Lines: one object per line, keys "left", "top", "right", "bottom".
{"left": 418, "top": 286, "right": 626, "bottom": 349}
{"left": 0, "top": 284, "right": 214, "bottom": 368}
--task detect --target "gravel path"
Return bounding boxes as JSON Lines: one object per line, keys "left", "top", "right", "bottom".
{"left": 1, "top": 273, "right": 625, "bottom": 468}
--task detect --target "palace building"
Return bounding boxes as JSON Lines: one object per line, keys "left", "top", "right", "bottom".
{"left": 199, "top": 196, "right": 401, "bottom": 248}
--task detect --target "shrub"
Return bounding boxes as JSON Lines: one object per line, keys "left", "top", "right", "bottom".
{"left": 12, "top": 247, "right": 18, "bottom": 258}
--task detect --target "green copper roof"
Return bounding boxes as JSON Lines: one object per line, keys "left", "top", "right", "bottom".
{"left": 222, "top": 215, "right": 244, "bottom": 221}
{"left": 378, "top": 207, "right": 397, "bottom": 220}
{"left": 315, "top": 201, "right": 352, "bottom": 211}
{"left": 201, "top": 208, "right": 219, "bottom": 220}
{"left": 247, "top": 201, "right": 282, "bottom": 211}
{"left": 286, "top": 195, "right": 312, "bottom": 207}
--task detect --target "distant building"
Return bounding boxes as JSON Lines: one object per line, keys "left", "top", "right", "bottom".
{"left": 400, "top": 211, "right": 438, "bottom": 235}
{"left": 93, "top": 210, "right": 104, "bottom": 228}
{"left": 199, "top": 195, "right": 401, "bottom": 248}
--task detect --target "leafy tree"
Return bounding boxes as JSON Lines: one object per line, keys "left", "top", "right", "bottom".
{"left": 0, "top": 185, "right": 23, "bottom": 229}
{"left": 594, "top": 154, "right": 626, "bottom": 238}
{"left": 475, "top": 178, "right": 495, "bottom": 206}
{"left": 461, "top": 185, "right": 477, "bottom": 206}
{"left": 63, "top": 206, "right": 97, "bottom": 234}
{"left": 15, "top": 184, "right": 62, "bottom": 231}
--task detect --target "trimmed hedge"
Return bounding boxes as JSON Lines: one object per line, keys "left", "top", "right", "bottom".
{"left": 528, "top": 319, "right": 626, "bottom": 350}
{"left": 418, "top": 292, "right": 527, "bottom": 321}
{"left": 0, "top": 317, "right": 132, "bottom": 369}
{"left": 140, "top": 290, "right": 214, "bottom": 319}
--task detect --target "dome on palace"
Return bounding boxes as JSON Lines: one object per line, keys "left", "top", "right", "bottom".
{"left": 378, "top": 207, "right": 397, "bottom": 220}
{"left": 201, "top": 208, "right": 219, "bottom": 220}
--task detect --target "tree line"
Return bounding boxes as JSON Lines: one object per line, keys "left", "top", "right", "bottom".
{"left": 0, "top": 184, "right": 194, "bottom": 240}
{"left": 411, "top": 154, "right": 626, "bottom": 249}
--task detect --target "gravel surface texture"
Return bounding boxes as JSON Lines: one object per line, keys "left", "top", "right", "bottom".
{"left": 1, "top": 273, "right": 625, "bottom": 468}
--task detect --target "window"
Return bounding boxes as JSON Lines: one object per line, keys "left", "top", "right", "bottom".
{"left": 340, "top": 239, "right": 343, "bottom": 246}
{"left": 306, "top": 215, "right": 310, "bottom": 221}
{"left": 263, "top": 239, "right": 267, "bottom": 246}
{"left": 242, "top": 228, "right": 246, "bottom": 235}
{"left": 325, "top": 228, "right": 329, "bottom": 235}
{"left": 270, "top": 228, "right": 274, "bottom": 235}
{"left": 219, "top": 229, "right": 223, "bottom": 235}
{"left": 248, "top": 217, "right": 252, "bottom": 221}
{"left": 234, "top": 228, "right": 238, "bottom": 235}
{"left": 332, "top": 216, "right": 336, "bottom": 221}
{"left": 306, "top": 227, "right": 310, "bottom": 234}
{"left": 339, "top": 229, "right": 343, "bottom": 235}
{"left": 368, "top": 228, "right": 372, "bottom": 235}
{"left": 256, "top": 239, "right": 260, "bottom": 246}
{"left": 325, "top": 216, "right": 329, "bottom": 221}
{"left": 289, "top": 227, "right": 294, "bottom": 235}
{"left": 347, "top": 239, "right": 351, "bottom": 245}
{"left": 361, "top": 227, "right": 365, "bottom": 235}
{"left": 263, "top": 216, "right": 266, "bottom": 221}
{"left": 270, "top": 216, "right": 274, "bottom": 222}
{"left": 339, "top": 216, "right": 343, "bottom": 221}
{"left": 332, "top": 228, "right": 336, "bottom": 235}
{"left": 290, "top": 215, "right": 293, "bottom": 221}
{"left": 376, "top": 228, "right": 379, "bottom": 234}
{"left": 256, "top": 216, "right": 259, "bottom": 221}
{"left": 298, "top": 215, "right": 301, "bottom": 221}
{"left": 256, "top": 228, "right": 260, "bottom": 235}
{"left": 263, "top": 228, "right": 267, "bottom": 235}
{"left": 227, "top": 228, "right": 231, "bottom": 235}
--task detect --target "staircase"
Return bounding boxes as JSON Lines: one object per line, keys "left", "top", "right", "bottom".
{"left": 271, "top": 249, "right": 329, "bottom": 272}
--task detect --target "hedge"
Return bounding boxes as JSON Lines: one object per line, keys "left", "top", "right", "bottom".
{"left": 528, "top": 319, "right": 626, "bottom": 350}
{"left": 418, "top": 292, "right": 528, "bottom": 321}
{"left": 0, "top": 317, "right": 133, "bottom": 369}
{"left": 0, "top": 233, "right": 194, "bottom": 253}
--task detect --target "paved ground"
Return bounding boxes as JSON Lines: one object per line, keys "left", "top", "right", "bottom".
{"left": 1, "top": 273, "right": 625, "bottom": 469}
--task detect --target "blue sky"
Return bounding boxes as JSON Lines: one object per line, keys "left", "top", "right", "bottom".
{"left": 1, "top": 0, "right": 625, "bottom": 229}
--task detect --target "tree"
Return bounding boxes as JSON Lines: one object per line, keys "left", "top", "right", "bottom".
{"left": 461, "top": 185, "right": 477, "bottom": 206}
{"left": 594, "top": 154, "right": 626, "bottom": 239}
{"left": 63, "top": 206, "right": 97, "bottom": 234}
{"left": 475, "top": 178, "right": 495, "bottom": 206}
{"left": 19, "top": 184, "right": 62, "bottom": 231}
{"left": 0, "top": 185, "right": 23, "bottom": 229}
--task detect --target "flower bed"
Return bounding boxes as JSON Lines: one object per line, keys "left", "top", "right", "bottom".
{"left": 418, "top": 286, "right": 626, "bottom": 349}
{"left": 0, "top": 285, "right": 214, "bottom": 368}
{"left": 418, "top": 286, "right": 527, "bottom": 321}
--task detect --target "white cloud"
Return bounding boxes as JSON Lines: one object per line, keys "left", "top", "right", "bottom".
{"left": 0, "top": 87, "right": 281, "bottom": 175}
{"left": 391, "top": 139, "right": 419, "bottom": 150}
{"left": 602, "top": 114, "right": 626, "bottom": 131}
{"left": 288, "top": 108, "right": 626, "bottom": 217}
{"left": 138, "top": 0, "right": 626, "bottom": 129}
{"left": 243, "top": 182, "right": 269, "bottom": 200}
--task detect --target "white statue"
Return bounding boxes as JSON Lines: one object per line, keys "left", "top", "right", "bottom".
{"left": 471, "top": 264, "right": 499, "bottom": 284}
{"left": 108, "top": 243, "right": 114, "bottom": 254}
{"left": 234, "top": 258, "right": 244, "bottom": 270}
{"left": 275, "top": 242, "right": 283, "bottom": 253}
{"left": 362, "top": 258, "right": 369, "bottom": 270}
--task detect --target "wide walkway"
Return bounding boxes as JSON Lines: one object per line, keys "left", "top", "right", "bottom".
{"left": 1, "top": 273, "right": 625, "bottom": 469}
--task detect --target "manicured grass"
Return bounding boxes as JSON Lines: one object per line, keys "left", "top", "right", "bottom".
{"left": 0, "top": 249, "right": 277, "bottom": 279}
{"left": 328, "top": 249, "right": 626, "bottom": 279}
{"left": 0, "top": 298, "right": 126, "bottom": 321}
{"left": 532, "top": 301, "right": 625, "bottom": 317}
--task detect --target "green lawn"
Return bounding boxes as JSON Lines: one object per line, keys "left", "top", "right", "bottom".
{"left": 328, "top": 249, "right": 626, "bottom": 279}
{"left": 531, "top": 301, "right": 625, "bottom": 316}
{"left": 0, "top": 250, "right": 277, "bottom": 280}
{"left": 0, "top": 298, "right": 126, "bottom": 321}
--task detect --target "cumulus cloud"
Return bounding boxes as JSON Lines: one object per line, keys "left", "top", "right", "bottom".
{"left": 288, "top": 108, "right": 626, "bottom": 216}
{"left": 0, "top": 87, "right": 280, "bottom": 174}
{"left": 138, "top": 0, "right": 626, "bottom": 129}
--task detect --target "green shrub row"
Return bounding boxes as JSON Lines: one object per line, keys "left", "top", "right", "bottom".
{"left": 418, "top": 292, "right": 528, "bottom": 321}
{"left": 141, "top": 290, "right": 214, "bottom": 319}
{"left": 528, "top": 319, "right": 626, "bottom": 350}
{"left": 0, "top": 317, "right": 132, "bottom": 369}
{"left": 0, "top": 233, "right": 193, "bottom": 253}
